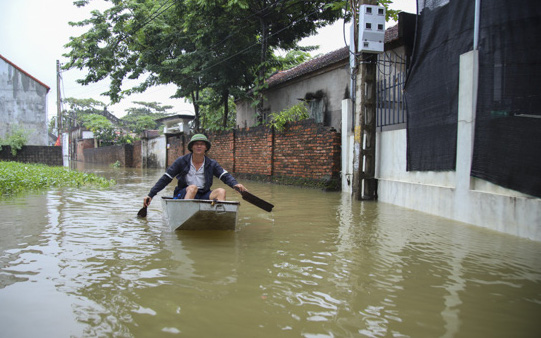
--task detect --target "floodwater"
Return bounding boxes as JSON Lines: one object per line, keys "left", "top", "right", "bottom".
{"left": 1, "top": 165, "right": 540, "bottom": 338}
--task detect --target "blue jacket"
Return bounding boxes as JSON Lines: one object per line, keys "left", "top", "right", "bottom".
{"left": 148, "top": 153, "right": 238, "bottom": 198}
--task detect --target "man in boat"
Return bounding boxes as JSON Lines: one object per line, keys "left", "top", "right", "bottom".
{"left": 143, "top": 134, "right": 246, "bottom": 207}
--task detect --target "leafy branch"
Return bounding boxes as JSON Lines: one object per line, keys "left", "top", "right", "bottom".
{"left": 267, "top": 102, "right": 309, "bottom": 132}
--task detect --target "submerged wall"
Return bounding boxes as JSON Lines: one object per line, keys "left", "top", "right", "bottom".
{"left": 375, "top": 51, "right": 541, "bottom": 241}
{"left": 0, "top": 145, "right": 62, "bottom": 166}
{"left": 163, "top": 121, "right": 341, "bottom": 189}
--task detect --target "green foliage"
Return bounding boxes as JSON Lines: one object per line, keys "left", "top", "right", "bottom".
{"left": 267, "top": 102, "right": 309, "bottom": 132}
{"left": 53, "top": 97, "right": 108, "bottom": 133}
{"left": 0, "top": 126, "right": 30, "bottom": 156}
{"left": 249, "top": 49, "right": 313, "bottom": 110}
{"left": 197, "top": 89, "right": 237, "bottom": 132}
{"left": 120, "top": 101, "right": 173, "bottom": 134}
{"left": 63, "top": 0, "right": 343, "bottom": 130}
{"left": 269, "top": 49, "right": 314, "bottom": 75}
{"left": 0, "top": 161, "right": 116, "bottom": 196}
{"left": 81, "top": 114, "right": 117, "bottom": 145}
{"left": 326, "top": 1, "right": 400, "bottom": 22}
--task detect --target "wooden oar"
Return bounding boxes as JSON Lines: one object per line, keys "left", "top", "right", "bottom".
{"left": 236, "top": 188, "right": 274, "bottom": 212}
{"left": 137, "top": 205, "right": 147, "bottom": 218}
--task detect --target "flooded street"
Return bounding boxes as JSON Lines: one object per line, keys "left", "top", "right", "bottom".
{"left": 1, "top": 165, "right": 540, "bottom": 337}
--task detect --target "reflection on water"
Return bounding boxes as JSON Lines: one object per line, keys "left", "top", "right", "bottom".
{"left": 1, "top": 164, "right": 540, "bottom": 337}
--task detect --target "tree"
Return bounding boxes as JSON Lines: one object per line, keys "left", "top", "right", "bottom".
{"left": 195, "top": 88, "right": 237, "bottom": 132}
{"left": 61, "top": 97, "right": 107, "bottom": 131}
{"left": 63, "top": 0, "right": 343, "bottom": 132}
{"left": 120, "top": 101, "right": 173, "bottom": 134}
{"left": 327, "top": 1, "right": 399, "bottom": 22}
{"left": 81, "top": 114, "right": 117, "bottom": 146}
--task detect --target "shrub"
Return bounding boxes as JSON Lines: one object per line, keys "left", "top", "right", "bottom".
{"left": 0, "top": 126, "right": 30, "bottom": 156}
{"left": 0, "top": 161, "right": 116, "bottom": 196}
{"left": 267, "top": 102, "right": 309, "bottom": 132}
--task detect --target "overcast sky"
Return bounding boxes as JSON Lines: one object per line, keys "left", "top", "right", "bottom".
{"left": 0, "top": 0, "right": 415, "bottom": 119}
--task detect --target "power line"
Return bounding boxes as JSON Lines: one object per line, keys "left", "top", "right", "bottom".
{"left": 63, "top": 2, "right": 337, "bottom": 108}
{"left": 202, "top": 7, "right": 329, "bottom": 73}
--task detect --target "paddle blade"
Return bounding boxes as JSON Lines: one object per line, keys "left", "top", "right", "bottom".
{"left": 241, "top": 191, "right": 274, "bottom": 212}
{"left": 137, "top": 206, "right": 147, "bottom": 218}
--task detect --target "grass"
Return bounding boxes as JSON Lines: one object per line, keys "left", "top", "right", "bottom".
{"left": 0, "top": 161, "right": 116, "bottom": 196}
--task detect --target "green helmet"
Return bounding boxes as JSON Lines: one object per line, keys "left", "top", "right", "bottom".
{"left": 188, "top": 134, "right": 211, "bottom": 152}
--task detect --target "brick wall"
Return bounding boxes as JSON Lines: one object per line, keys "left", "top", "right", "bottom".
{"left": 231, "top": 126, "right": 273, "bottom": 177}
{"left": 170, "top": 120, "right": 341, "bottom": 189}
{"left": 76, "top": 139, "right": 94, "bottom": 162}
{"left": 208, "top": 131, "right": 236, "bottom": 174}
{"left": 133, "top": 140, "right": 142, "bottom": 168}
{"left": 166, "top": 134, "right": 186, "bottom": 166}
{"left": 0, "top": 145, "right": 62, "bottom": 166}
{"left": 273, "top": 120, "right": 341, "bottom": 185}
{"left": 72, "top": 120, "right": 341, "bottom": 189}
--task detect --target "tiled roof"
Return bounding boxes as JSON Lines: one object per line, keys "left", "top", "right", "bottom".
{"left": 265, "top": 24, "right": 399, "bottom": 89}
{"left": 266, "top": 47, "right": 349, "bottom": 88}
{"left": 384, "top": 24, "right": 399, "bottom": 43}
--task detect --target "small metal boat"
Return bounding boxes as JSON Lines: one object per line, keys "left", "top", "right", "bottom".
{"left": 161, "top": 197, "right": 240, "bottom": 231}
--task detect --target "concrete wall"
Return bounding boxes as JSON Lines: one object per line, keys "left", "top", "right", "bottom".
{"left": 145, "top": 136, "right": 166, "bottom": 168}
{"left": 0, "top": 56, "right": 49, "bottom": 145}
{"left": 375, "top": 51, "right": 541, "bottom": 241}
{"left": 237, "top": 62, "right": 350, "bottom": 131}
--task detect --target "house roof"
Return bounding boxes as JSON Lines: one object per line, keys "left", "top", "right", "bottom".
{"left": 155, "top": 114, "right": 195, "bottom": 124}
{"left": 265, "top": 23, "right": 400, "bottom": 89}
{"left": 266, "top": 47, "right": 350, "bottom": 89}
{"left": 384, "top": 24, "right": 399, "bottom": 43}
{"left": 0, "top": 54, "right": 51, "bottom": 92}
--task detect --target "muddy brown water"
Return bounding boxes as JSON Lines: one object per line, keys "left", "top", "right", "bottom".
{"left": 1, "top": 165, "right": 540, "bottom": 337}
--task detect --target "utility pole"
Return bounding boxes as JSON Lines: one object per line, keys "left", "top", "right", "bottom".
{"left": 56, "top": 60, "right": 62, "bottom": 133}
{"left": 352, "top": 0, "right": 378, "bottom": 200}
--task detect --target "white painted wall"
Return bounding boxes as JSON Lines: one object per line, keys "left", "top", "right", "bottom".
{"left": 237, "top": 60, "right": 350, "bottom": 131}
{"left": 375, "top": 51, "right": 541, "bottom": 241}
{"left": 142, "top": 135, "right": 166, "bottom": 168}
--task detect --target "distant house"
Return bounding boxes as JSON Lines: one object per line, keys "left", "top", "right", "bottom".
{"left": 235, "top": 16, "right": 413, "bottom": 132}
{"left": 236, "top": 47, "right": 350, "bottom": 131}
{"left": 155, "top": 114, "right": 194, "bottom": 135}
{"left": 0, "top": 54, "right": 50, "bottom": 145}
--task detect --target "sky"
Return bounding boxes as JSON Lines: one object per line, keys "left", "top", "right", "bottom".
{"left": 0, "top": 0, "right": 416, "bottom": 120}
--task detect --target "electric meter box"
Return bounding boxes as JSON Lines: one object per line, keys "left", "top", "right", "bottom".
{"left": 358, "top": 4, "right": 386, "bottom": 53}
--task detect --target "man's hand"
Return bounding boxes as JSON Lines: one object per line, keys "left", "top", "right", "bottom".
{"left": 143, "top": 196, "right": 152, "bottom": 207}
{"left": 234, "top": 184, "right": 247, "bottom": 193}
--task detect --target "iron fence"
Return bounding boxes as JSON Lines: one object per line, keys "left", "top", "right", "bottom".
{"left": 376, "top": 51, "right": 407, "bottom": 130}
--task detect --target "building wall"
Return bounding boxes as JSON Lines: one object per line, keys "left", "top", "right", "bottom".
{"left": 236, "top": 62, "right": 350, "bottom": 131}
{"left": 0, "top": 57, "right": 48, "bottom": 145}
{"left": 375, "top": 51, "right": 541, "bottom": 241}
{"left": 133, "top": 140, "right": 142, "bottom": 168}
{"left": 147, "top": 136, "right": 166, "bottom": 168}
{"left": 83, "top": 144, "right": 134, "bottom": 167}
{"left": 76, "top": 138, "right": 95, "bottom": 162}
